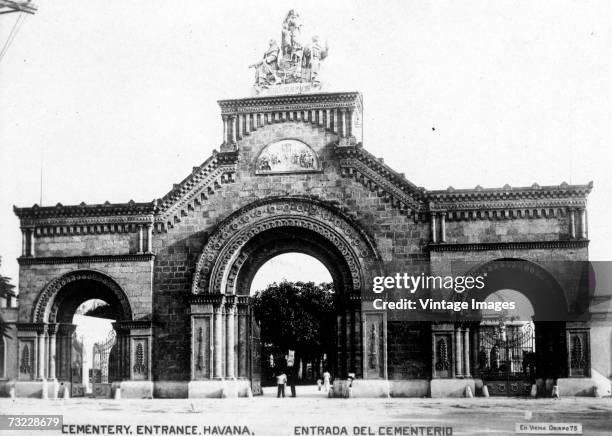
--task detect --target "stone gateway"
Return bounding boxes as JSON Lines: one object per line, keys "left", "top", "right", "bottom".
{"left": 1, "top": 11, "right": 609, "bottom": 400}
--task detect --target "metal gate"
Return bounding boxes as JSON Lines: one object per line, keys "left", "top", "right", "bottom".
{"left": 478, "top": 321, "right": 536, "bottom": 396}
{"left": 91, "top": 330, "right": 116, "bottom": 397}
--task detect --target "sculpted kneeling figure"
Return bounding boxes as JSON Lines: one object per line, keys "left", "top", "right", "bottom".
{"left": 250, "top": 39, "right": 281, "bottom": 87}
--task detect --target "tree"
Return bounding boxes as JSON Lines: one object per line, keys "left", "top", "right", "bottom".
{"left": 0, "top": 256, "right": 15, "bottom": 338}
{"left": 251, "top": 280, "right": 335, "bottom": 369}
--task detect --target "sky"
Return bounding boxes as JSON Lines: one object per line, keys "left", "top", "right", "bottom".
{"left": 1, "top": 0, "right": 612, "bottom": 288}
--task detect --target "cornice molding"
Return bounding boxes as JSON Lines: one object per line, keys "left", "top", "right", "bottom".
{"left": 335, "top": 144, "right": 591, "bottom": 220}
{"left": 218, "top": 91, "right": 362, "bottom": 114}
{"left": 113, "top": 320, "right": 152, "bottom": 331}
{"left": 16, "top": 323, "right": 46, "bottom": 333}
{"left": 18, "top": 254, "right": 155, "bottom": 265}
{"left": 18, "top": 214, "right": 154, "bottom": 228}
{"left": 14, "top": 201, "right": 155, "bottom": 221}
{"left": 188, "top": 294, "right": 225, "bottom": 305}
{"left": 154, "top": 152, "right": 237, "bottom": 232}
{"left": 428, "top": 240, "right": 589, "bottom": 252}
{"left": 426, "top": 181, "right": 593, "bottom": 203}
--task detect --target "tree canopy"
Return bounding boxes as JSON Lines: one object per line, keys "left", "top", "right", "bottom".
{"left": 0, "top": 256, "right": 15, "bottom": 338}
{"left": 251, "top": 280, "right": 335, "bottom": 361}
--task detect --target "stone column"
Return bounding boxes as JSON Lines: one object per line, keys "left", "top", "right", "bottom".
{"left": 440, "top": 213, "right": 447, "bottom": 243}
{"left": 339, "top": 108, "right": 347, "bottom": 137}
{"left": 347, "top": 108, "right": 354, "bottom": 138}
{"left": 430, "top": 213, "right": 438, "bottom": 243}
{"left": 213, "top": 305, "right": 223, "bottom": 378}
{"left": 225, "top": 302, "right": 235, "bottom": 379}
{"left": 222, "top": 115, "right": 229, "bottom": 145}
{"left": 29, "top": 228, "right": 35, "bottom": 257}
{"left": 353, "top": 307, "right": 362, "bottom": 378}
{"left": 137, "top": 225, "right": 144, "bottom": 254}
{"left": 237, "top": 301, "right": 249, "bottom": 378}
{"left": 454, "top": 327, "right": 462, "bottom": 377}
{"left": 580, "top": 208, "right": 587, "bottom": 239}
{"left": 21, "top": 229, "right": 26, "bottom": 256}
{"left": 146, "top": 224, "right": 153, "bottom": 253}
{"left": 48, "top": 324, "right": 57, "bottom": 380}
{"left": 345, "top": 309, "right": 352, "bottom": 375}
{"left": 463, "top": 327, "right": 470, "bottom": 377}
{"left": 228, "top": 115, "right": 236, "bottom": 144}
{"left": 37, "top": 327, "right": 46, "bottom": 380}
{"left": 569, "top": 208, "right": 576, "bottom": 239}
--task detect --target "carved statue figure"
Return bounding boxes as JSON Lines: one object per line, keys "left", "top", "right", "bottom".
{"left": 281, "top": 9, "right": 303, "bottom": 63}
{"left": 250, "top": 39, "right": 281, "bottom": 87}
{"left": 301, "top": 35, "right": 328, "bottom": 84}
{"left": 250, "top": 11, "right": 329, "bottom": 91}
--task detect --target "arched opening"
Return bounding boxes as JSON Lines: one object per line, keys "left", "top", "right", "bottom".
{"left": 71, "top": 299, "right": 116, "bottom": 396}
{"left": 477, "top": 289, "right": 536, "bottom": 396}
{"left": 249, "top": 253, "right": 333, "bottom": 397}
{"left": 231, "top": 225, "right": 361, "bottom": 396}
{"left": 466, "top": 259, "right": 569, "bottom": 396}
{"left": 34, "top": 271, "right": 133, "bottom": 397}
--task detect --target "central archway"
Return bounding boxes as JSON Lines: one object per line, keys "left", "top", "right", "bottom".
{"left": 188, "top": 196, "right": 381, "bottom": 396}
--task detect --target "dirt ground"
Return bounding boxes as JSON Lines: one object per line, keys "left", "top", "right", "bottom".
{"left": 0, "top": 386, "right": 611, "bottom": 436}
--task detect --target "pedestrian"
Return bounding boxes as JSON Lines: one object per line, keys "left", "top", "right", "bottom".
{"left": 288, "top": 369, "right": 297, "bottom": 397}
{"left": 276, "top": 371, "right": 287, "bottom": 398}
{"left": 322, "top": 369, "right": 331, "bottom": 392}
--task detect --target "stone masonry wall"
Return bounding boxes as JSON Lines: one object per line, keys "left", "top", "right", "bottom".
{"left": 32, "top": 232, "right": 139, "bottom": 257}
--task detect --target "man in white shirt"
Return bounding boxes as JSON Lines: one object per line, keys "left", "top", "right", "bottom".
{"left": 276, "top": 372, "right": 287, "bottom": 398}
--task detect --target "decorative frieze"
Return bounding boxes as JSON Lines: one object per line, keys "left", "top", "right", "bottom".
{"left": 428, "top": 240, "right": 589, "bottom": 252}
{"left": 18, "top": 253, "right": 154, "bottom": 265}
{"left": 217, "top": 92, "right": 363, "bottom": 149}
{"left": 14, "top": 201, "right": 155, "bottom": 221}
{"left": 113, "top": 320, "right": 153, "bottom": 332}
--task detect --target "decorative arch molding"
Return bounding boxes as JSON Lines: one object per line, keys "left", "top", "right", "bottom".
{"left": 191, "top": 196, "right": 380, "bottom": 294}
{"left": 228, "top": 229, "right": 352, "bottom": 296}
{"left": 32, "top": 269, "right": 133, "bottom": 323}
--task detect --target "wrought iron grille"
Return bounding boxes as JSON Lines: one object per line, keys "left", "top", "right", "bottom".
{"left": 478, "top": 321, "right": 536, "bottom": 379}
{"left": 92, "top": 330, "right": 116, "bottom": 384}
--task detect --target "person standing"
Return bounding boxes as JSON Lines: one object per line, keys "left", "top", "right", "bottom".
{"left": 276, "top": 371, "right": 287, "bottom": 398}
{"left": 322, "top": 369, "right": 331, "bottom": 392}
{"left": 288, "top": 369, "right": 297, "bottom": 398}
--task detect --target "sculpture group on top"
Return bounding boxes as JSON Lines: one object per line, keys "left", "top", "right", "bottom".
{"left": 250, "top": 10, "right": 329, "bottom": 93}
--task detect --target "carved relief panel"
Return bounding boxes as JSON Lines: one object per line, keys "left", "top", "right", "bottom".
{"left": 255, "top": 139, "right": 320, "bottom": 174}
{"left": 566, "top": 326, "right": 590, "bottom": 378}
{"left": 191, "top": 315, "right": 212, "bottom": 380}
{"left": 362, "top": 312, "right": 385, "bottom": 379}
{"left": 432, "top": 332, "right": 454, "bottom": 378}
{"left": 131, "top": 337, "right": 149, "bottom": 381}
{"left": 18, "top": 339, "right": 35, "bottom": 381}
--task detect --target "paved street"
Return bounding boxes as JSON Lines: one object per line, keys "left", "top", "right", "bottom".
{"left": 1, "top": 387, "right": 611, "bottom": 436}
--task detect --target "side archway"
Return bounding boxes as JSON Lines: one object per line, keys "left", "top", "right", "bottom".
{"left": 454, "top": 259, "right": 572, "bottom": 395}
{"left": 33, "top": 270, "right": 133, "bottom": 324}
